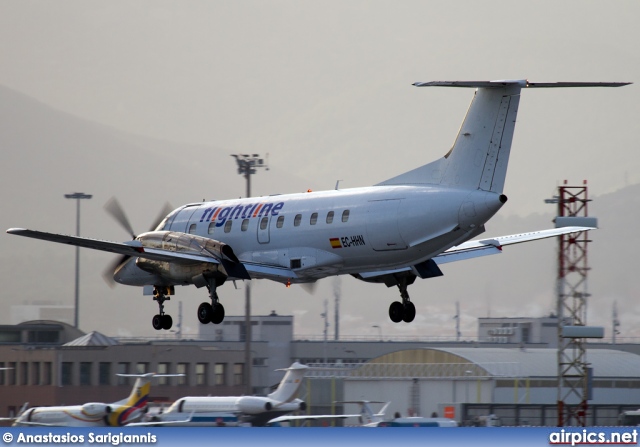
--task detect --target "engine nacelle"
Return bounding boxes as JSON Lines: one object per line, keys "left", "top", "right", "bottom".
{"left": 138, "top": 231, "right": 238, "bottom": 262}
{"left": 80, "top": 403, "right": 112, "bottom": 417}
{"left": 134, "top": 231, "right": 239, "bottom": 283}
{"left": 236, "top": 396, "right": 274, "bottom": 414}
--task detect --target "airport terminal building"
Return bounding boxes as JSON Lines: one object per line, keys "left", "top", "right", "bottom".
{"left": 2, "top": 315, "right": 640, "bottom": 426}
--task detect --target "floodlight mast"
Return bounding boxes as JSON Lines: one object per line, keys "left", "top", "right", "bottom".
{"left": 231, "top": 154, "right": 268, "bottom": 395}
{"left": 64, "top": 192, "right": 92, "bottom": 329}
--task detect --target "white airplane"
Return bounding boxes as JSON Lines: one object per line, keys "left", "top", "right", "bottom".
{"left": 7, "top": 80, "right": 629, "bottom": 330}
{"left": 10, "top": 373, "right": 175, "bottom": 427}
{"left": 267, "top": 400, "right": 390, "bottom": 427}
{"left": 142, "top": 362, "right": 308, "bottom": 426}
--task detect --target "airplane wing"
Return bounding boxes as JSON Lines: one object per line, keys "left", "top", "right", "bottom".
{"left": 6, "top": 229, "right": 215, "bottom": 264}
{"left": 356, "top": 225, "right": 594, "bottom": 280}
{"left": 126, "top": 411, "right": 195, "bottom": 427}
{"left": 434, "top": 226, "right": 594, "bottom": 265}
{"left": 6, "top": 228, "right": 294, "bottom": 281}
{"left": 268, "top": 413, "right": 362, "bottom": 425}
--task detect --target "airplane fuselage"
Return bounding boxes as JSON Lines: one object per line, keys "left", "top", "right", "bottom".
{"left": 14, "top": 404, "right": 111, "bottom": 427}
{"left": 116, "top": 185, "right": 505, "bottom": 287}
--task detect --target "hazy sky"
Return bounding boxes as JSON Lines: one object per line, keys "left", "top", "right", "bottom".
{"left": 1, "top": 1, "right": 638, "bottom": 339}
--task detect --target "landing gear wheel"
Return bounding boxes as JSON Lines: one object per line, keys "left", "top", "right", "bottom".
{"left": 198, "top": 302, "right": 213, "bottom": 324}
{"left": 389, "top": 301, "right": 404, "bottom": 323}
{"left": 211, "top": 303, "right": 225, "bottom": 325}
{"left": 402, "top": 301, "right": 416, "bottom": 323}
{"left": 152, "top": 314, "right": 163, "bottom": 330}
{"left": 161, "top": 314, "right": 173, "bottom": 330}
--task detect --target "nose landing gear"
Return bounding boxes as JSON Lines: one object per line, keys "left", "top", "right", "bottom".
{"left": 152, "top": 286, "right": 173, "bottom": 330}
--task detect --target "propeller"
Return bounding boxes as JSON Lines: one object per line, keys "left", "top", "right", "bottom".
{"left": 104, "top": 197, "right": 136, "bottom": 239}
{"left": 102, "top": 197, "right": 173, "bottom": 287}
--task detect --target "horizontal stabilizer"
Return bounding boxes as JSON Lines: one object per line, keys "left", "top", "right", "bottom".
{"left": 414, "top": 80, "right": 631, "bottom": 88}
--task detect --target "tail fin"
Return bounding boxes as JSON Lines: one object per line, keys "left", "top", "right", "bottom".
{"left": 107, "top": 372, "right": 182, "bottom": 426}
{"left": 337, "top": 400, "right": 389, "bottom": 425}
{"left": 107, "top": 373, "right": 154, "bottom": 426}
{"left": 378, "top": 80, "right": 630, "bottom": 193}
{"left": 267, "top": 362, "right": 309, "bottom": 403}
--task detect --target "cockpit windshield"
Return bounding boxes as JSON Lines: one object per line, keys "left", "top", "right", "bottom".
{"left": 154, "top": 208, "right": 181, "bottom": 231}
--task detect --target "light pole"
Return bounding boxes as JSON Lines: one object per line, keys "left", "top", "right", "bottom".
{"left": 231, "top": 154, "right": 268, "bottom": 395}
{"left": 64, "top": 192, "right": 92, "bottom": 328}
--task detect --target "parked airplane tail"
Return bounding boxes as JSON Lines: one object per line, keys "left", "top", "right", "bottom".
{"left": 267, "top": 362, "right": 309, "bottom": 404}
{"left": 378, "top": 80, "right": 630, "bottom": 194}
{"left": 106, "top": 373, "right": 154, "bottom": 426}
{"left": 107, "top": 372, "right": 182, "bottom": 426}
{"left": 337, "top": 400, "right": 389, "bottom": 426}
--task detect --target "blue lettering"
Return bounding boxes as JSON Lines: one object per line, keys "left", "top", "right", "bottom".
{"left": 206, "top": 201, "right": 286, "bottom": 227}
{"left": 200, "top": 207, "right": 215, "bottom": 222}
{"left": 259, "top": 203, "right": 273, "bottom": 217}
{"left": 216, "top": 207, "right": 231, "bottom": 227}
{"left": 271, "top": 202, "right": 284, "bottom": 216}
{"left": 241, "top": 204, "right": 253, "bottom": 219}
{"left": 229, "top": 204, "right": 244, "bottom": 220}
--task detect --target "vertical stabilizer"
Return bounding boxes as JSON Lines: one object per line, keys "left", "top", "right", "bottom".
{"left": 107, "top": 373, "right": 154, "bottom": 426}
{"left": 267, "top": 362, "right": 309, "bottom": 404}
{"left": 378, "top": 81, "right": 523, "bottom": 193}
{"left": 378, "top": 80, "right": 630, "bottom": 193}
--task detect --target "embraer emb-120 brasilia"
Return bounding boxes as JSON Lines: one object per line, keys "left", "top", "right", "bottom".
{"left": 7, "top": 80, "right": 630, "bottom": 329}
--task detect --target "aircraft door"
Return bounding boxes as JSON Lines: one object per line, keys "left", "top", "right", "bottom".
{"left": 366, "top": 199, "right": 408, "bottom": 251}
{"left": 257, "top": 215, "right": 270, "bottom": 244}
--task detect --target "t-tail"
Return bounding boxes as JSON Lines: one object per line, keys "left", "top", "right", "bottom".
{"left": 106, "top": 373, "right": 153, "bottom": 426}
{"left": 267, "top": 362, "right": 309, "bottom": 404}
{"left": 107, "top": 372, "right": 181, "bottom": 426}
{"left": 338, "top": 400, "right": 390, "bottom": 426}
{"left": 378, "top": 80, "right": 630, "bottom": 193}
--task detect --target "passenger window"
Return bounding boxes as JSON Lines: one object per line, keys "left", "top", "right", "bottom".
{"left": 208, "top": 222, "right": 216, "bottom": 235}
{"left": 342, "top": 210, "right": 350, "bottom": 222}
{"left": 188, "top": 223, "right": 197, "bottom": 234}
{"left": 260, "top": 217, "right": 269, "bottom": 230}
{"left": 276, "top": 215, "right": 285, "bottom": 228}
{"left": 241, "top": 219, "right": 249, "bottom": 231}
{"left": 310, "top": 213, "right": 318, "bottom": 225}
{"left": 326, "top": 211, "right": 334, "bottom": 224}
{"left": 224, "top": 220, "right": 232, "bottom": 233}
{"left": 294, "top": 214, "right": 302, "bottom": 227}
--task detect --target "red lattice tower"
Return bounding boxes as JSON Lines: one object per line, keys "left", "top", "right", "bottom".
{"left": 553, "top": 180, "right": 592, "bottom": 427}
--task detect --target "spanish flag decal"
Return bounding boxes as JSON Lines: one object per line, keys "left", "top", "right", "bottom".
{"left": 330, "top": 238, "right": 342, "bottom": 249}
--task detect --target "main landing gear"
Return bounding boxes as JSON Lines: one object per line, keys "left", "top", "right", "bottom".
{"left": 388, "top": 277, "right": 416, "bottom": 323}
{"left": 197, "top": 277, "right": 225, "bottom": 325}
{"left": 152, "top": 286, "right": 173, "bottom": 331}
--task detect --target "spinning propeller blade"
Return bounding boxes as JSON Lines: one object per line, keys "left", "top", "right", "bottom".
{"left": 102, "top": 198, "right": 173, "bottom": 286}
{"left": 104, "top": 197, "right": 136, "bottom": 239}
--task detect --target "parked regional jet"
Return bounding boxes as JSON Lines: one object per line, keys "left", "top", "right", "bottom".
{"left": 7, "top": 80, "right": 629, "bottom": 330}
{"left": 11, "top": 373, "right": 174, "bottom": 427}
{"left": 143, "top": 362, "right": 308, "bottom": 426}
